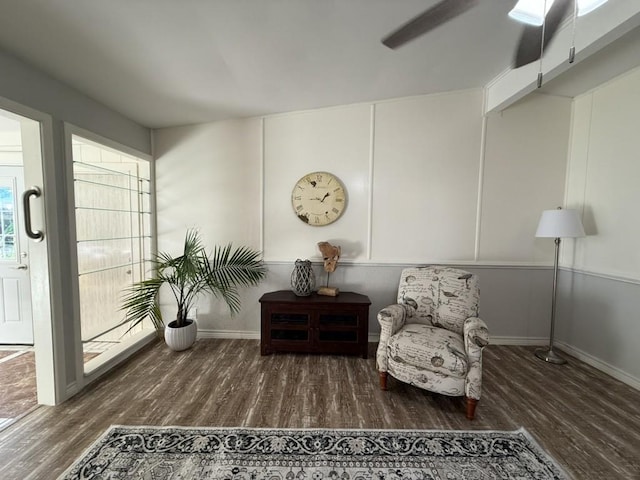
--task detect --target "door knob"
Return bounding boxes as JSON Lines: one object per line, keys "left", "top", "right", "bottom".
{"left": 12, "top": 264, "right": 28, "bottom": 270}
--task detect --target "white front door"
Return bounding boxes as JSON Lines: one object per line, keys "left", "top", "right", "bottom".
{"left": 0, "top": 166, "right": 33, "bottom": 344}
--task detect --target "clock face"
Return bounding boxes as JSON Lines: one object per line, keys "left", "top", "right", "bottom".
{"left": 291, "top": 171, "right": 346, "bottom": 226}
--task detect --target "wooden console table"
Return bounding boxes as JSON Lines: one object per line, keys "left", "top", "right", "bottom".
{"left": 259, "top": 290, "right": 371, "bottom": 358}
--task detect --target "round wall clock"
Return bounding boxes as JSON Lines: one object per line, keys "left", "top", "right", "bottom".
{"left": 291, "top": 171, "right": 347, "bottom": 226}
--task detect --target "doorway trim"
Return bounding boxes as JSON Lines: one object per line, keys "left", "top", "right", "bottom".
{"left": 0, "top": 95, "right": 61, "bottom": 405}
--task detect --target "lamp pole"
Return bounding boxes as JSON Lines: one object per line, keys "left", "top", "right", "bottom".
{"left": 535, "top": 236, "right": 566, "bottom": 364}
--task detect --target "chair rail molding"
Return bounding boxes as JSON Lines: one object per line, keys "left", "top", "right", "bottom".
{"left": 559, "top": 265, "right": 640, "bottom": 286}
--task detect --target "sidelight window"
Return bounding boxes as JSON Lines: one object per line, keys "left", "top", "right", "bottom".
{"left": 71, "top": 135, "right": 154, "bottom": 363}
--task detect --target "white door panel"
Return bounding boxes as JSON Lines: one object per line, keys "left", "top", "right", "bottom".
{"left": 0, "top": 166, "right": 34, "bottom": 344}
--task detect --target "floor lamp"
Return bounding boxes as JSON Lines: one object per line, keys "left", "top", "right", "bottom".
{"left": 535, "top": 207, "right": 585, "bottom": 364}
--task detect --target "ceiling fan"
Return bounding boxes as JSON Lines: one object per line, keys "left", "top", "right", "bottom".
{"left": 381, "top": 0, "right": 609, "bottom": 69}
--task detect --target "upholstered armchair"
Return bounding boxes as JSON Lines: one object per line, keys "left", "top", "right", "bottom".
{"left": 376, "top": 266, "right": 489, "bottom": 420}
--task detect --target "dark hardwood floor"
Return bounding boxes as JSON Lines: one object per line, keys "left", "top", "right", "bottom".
{"left": 0, "top": 351, "right": 37, "bottom": 420}
{"left": 0, "top": 340, "right": 638, "bottom": 479}
{"left": 0, "top": 350, "right": 100, "bottom": 427}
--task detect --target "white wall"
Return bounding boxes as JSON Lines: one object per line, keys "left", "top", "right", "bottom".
{"left": 563, "top": 68, "right": 640, "bottom": 279}
{"left": 557, "top": 66, "right": 640, "bottom": 386}
{"left": 154, "top": 118, "right": 263, "bottom": 330}
{"left": 154, "top": 89, "right": 571, "bottom": 340}
{"left": 371, "top": 91, "right": 483, "bottom": 262}
{"left": 262, "top": 89, "right": 570, "bottom": 265}
{"left": 264, "top": 104, "right": 371, "bottom": 261}
{"left": 154, "top": 119, "right": 262, "bottom": 247}
{"left": 481, "top": 94, "right": 572, "bottom": 262}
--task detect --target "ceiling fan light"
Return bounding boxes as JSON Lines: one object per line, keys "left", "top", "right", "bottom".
{"left": 509, "top": 0, "right": 556, "bottom": 26}
{"left": 577, "top": 0, "right": 608, "bottom": 16}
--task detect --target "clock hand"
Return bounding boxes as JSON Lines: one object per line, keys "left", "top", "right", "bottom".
{"left": 320, "top": 192, "right": 330, "bottom": 203}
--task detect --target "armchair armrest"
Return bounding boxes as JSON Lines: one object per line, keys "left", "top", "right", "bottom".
{"left": 463, "top": 316, "right": 489, "bottom": 400}
{"left": 376, "top": 303, "right": 414, "bottom": 372}
{"left": 464, "top": 317, "right": 489, "bottom": 349}
{"left": 378, "top": 303, "right": 413, "bottom": 335}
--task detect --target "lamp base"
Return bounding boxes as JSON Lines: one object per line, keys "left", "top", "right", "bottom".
{"left": 535, "top": 348, "right": 567, "bottom": 365}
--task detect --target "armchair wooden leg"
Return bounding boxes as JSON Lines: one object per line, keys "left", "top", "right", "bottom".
{"left": 379, "top": 372, "right": 388, "bottom": 390}
{"left": 466, "top": 397, "right": 478, "bottom": 420}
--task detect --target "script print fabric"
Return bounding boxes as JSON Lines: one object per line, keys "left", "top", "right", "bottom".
{"left": 387, "top": 324, "right": 468, "bottom": 378}
{"left": 60, "top": 427, "right": 569, "bottom": 480}
{"left": 396, "top": 266, "right": 480, "bottom": 335}
{"left": 377, "top": 266, "right": 488, "bottom": 400}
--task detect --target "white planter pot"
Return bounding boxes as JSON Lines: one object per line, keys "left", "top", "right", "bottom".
{"left": 164, "top": 319, "right": 197, "bottom": 351}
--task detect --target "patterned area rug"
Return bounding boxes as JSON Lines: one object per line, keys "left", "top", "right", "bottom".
{"left": 60, "top": 426, "right": 569, "bottom": 480}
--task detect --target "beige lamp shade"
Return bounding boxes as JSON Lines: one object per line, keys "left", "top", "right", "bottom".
{"left": 536, "top": 208, "right": 585, "bottom": 238}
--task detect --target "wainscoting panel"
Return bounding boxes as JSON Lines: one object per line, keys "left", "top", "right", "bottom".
{"left": 181, "top": 263, "right": 553, "bottom": 341}
{"left": 556, "top": 269, "right": 640, "bottom": 386}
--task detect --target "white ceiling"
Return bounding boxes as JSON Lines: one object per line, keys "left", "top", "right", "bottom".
{"left": 0, "top": 1, "right": 637, "bottom": 129}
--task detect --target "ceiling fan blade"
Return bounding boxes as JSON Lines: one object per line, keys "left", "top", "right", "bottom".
{"left": 513, "top": 0, "right": 573, "bottom": 68}
{"left": 382, "top": 0, "right": 480, "bottom": 49}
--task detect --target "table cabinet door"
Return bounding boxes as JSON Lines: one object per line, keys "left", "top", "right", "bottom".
{"left": 265, "top": 307, "right": 313, "bottom": 352}
{"left": 315, "top": 308, "right": 364, "bottom": 354}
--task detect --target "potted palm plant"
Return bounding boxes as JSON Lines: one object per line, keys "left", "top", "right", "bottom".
{"left": 121, "top": 229, "right": 266, "bottom": 351}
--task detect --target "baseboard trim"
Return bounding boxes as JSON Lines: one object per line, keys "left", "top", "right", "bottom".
{"left": 555, "top": 341, "right": 640, "bottom": 391}
{"left": 489, "top": 336, "right": 547, "bottom": 346}
{"left": 198, "top": 329, "right": 260, "bottom": 340}
{"left": 196, "top": 332, "right": 549, "bottom": 346}
{"left": 198, "top": 330, "right": 383, "bottom": 343}
{"left": 197, "top": 333, "right": 554, "bottom": 347}
{"left": 65, "top": 381, "right": 80, "bottom": 398}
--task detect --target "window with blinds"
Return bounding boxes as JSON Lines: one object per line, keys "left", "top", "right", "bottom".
{"left": 72, "top": 136, "right": 153, "bottom": 359}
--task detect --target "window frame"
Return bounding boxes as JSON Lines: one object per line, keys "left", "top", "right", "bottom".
{"left": 64, "top": 124, "right": 157, "bottom": 388}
